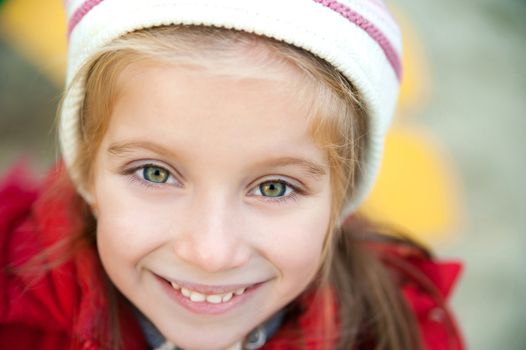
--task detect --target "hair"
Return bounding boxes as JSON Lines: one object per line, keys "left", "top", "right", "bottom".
{"left": 57, "top": 26, "right": 424, "bottom": 349}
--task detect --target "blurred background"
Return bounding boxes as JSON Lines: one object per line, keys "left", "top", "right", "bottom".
{"left": 0, "top": 0, "right": 525, "bottom": 348}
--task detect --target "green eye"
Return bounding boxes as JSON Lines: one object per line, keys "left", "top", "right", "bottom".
{"left": 143, "top": 166, "right": 170, "bottom": 183}
{"left": 259, "top": 181, "right": 287, "bottom": 197}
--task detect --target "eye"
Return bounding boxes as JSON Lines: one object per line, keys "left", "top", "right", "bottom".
{"left": 256, "top": 180, "right": 292, "bottom": 198}
{"left": 122, "top": 162, "right": 180, "bottom": 189}
{"left": 142, "top": 165, "right": 170, "bottom": 183}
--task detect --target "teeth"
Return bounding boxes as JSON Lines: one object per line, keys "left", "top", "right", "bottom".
{"left": 172, "top": 282, "right": 249, "bottom": 303}
{"left": 190, "top": 291, "right": 206, "bottom": 302}
{"left": 206, "top": 294, "right": 223, "bottom": 304}
{"left": 222, "top": 292, "right": 233, "bottom": 302}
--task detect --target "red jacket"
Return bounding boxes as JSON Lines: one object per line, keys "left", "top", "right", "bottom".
{"left": 0, "top": 166, "right": 464, "bottom": 350}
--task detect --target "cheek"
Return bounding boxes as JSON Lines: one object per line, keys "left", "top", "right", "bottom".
{"left": 93, "top": 179, "right": 174, "bottom": 271}
{"left": 252, "top": 200, "right": 332, "bottom": 283}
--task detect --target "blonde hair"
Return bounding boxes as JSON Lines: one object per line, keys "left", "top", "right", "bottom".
{"left": 66, "top": 26, "right": 422, "bottom": 350}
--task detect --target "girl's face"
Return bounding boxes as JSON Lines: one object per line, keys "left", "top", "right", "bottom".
{"left": 89, "top": 59, "right": 332, "bottom": 350}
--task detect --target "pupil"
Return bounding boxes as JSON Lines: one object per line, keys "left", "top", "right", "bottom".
{"left": 261, "top": 182, "right": 285, "bottom": 197}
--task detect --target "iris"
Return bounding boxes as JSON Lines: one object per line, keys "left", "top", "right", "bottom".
{"left": 143, "top": 166, "right": 169, "bottom": 183}
{"left": 259, "top": 181, "right": 286, "bottom": 197}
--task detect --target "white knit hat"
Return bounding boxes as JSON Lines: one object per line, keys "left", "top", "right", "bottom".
{"left": 60, "top": 0, "right": 402, "bottom": 217}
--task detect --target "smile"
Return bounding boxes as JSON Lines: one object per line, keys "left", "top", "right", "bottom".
{"left": 170, "top": 281, "right": 247, "bottom": 304}
{"left": 155, "top": 275, "right": 265, "bottom": 314}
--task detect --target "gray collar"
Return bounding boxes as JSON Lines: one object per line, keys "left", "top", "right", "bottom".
{"left": 133, "top": 308, "right": 285, "bottom": 350}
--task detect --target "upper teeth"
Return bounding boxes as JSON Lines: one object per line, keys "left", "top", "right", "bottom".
{"left": 171, "top": 281, "right": 246, "bottom": 303}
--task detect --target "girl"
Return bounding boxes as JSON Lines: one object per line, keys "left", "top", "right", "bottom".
{"left": 0, "top": 0, "right": 464, "bottom": 349}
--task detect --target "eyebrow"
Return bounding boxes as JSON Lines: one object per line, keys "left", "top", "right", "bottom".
{"left": 254, "top": 157, "right": 327, "bottom": 181}
{"left": 107, "top": 141, "right": 327, "bottom": 180}
{"left": 108, "top": 141, "right": 177, "bottom": 159}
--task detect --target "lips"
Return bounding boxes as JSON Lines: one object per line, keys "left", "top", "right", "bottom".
{"left": 170, "top": 280, "right": 248, "bottom": 304}
{"left": 155, "top": 275, "right": 264, "bottom": 314}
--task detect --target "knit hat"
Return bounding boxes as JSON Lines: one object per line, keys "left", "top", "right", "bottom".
{"left": 60, "top": 0, "right": 402, "bottom": 218}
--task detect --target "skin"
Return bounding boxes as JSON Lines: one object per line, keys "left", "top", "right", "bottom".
{"left": 88, "top": 59, "right": 333, "bottom": 350}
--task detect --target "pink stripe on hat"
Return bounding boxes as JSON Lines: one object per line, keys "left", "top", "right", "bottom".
{"left": 314, "top": 0, "right": 402, "bottom": 80}
{"left": 353, "top": 0, "right": 400, "bottom": 32}
{"left": 68, "top": 0, "right": 105, "bottom": 37}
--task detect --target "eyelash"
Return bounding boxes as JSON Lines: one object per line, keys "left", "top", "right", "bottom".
{"left": 122, "top": 163, "right": 304, "bottom": 203}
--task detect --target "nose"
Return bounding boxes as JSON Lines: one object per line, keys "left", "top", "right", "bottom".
{"left": 171, "top": 194, "right": 251, "bottom": 273}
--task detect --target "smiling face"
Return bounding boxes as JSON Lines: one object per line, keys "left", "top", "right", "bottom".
{"left": 88, "top": 58, "right": 333, "bottom": 349}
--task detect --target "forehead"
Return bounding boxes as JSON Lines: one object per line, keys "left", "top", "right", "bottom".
{"left": 104, "top": 59, "right": 326, "bottom": 168}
